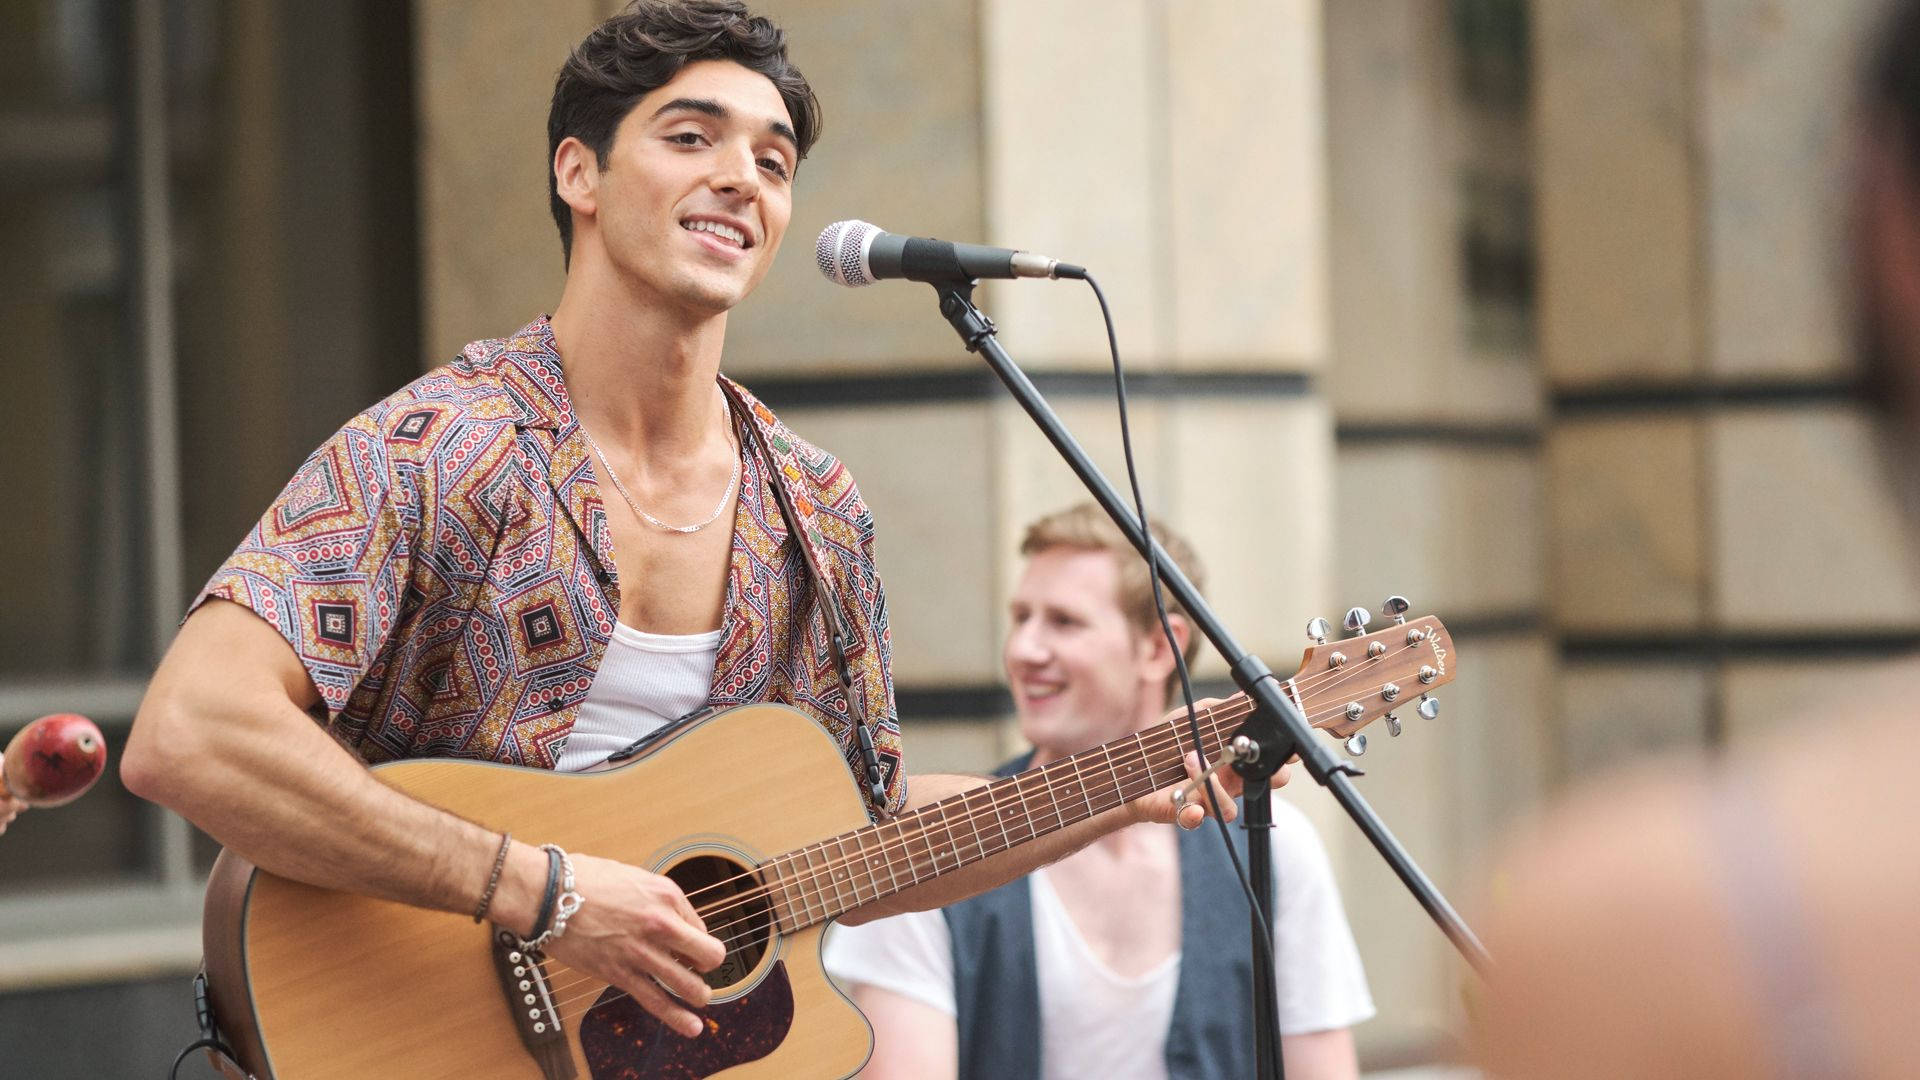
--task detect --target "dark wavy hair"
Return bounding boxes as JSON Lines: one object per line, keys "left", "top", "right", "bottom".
{"left": 547, "top": 0, "right": 821, "bottom": 265}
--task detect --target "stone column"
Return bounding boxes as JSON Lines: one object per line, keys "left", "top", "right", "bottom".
{"left": 1325, "top": 0, "right": 1551, "bottom": 1057}
{"left": 1534, "top": 0, "right": 1915, "bottom": 778}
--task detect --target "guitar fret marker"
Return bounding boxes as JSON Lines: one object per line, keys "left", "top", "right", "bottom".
{"left": 806, "top": 846, "right": 832, "bottom": 921}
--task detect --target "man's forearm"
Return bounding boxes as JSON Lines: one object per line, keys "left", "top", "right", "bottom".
{"left": 126, "top": 681, "right": 536, "bottom": 926}
{"left": 839, "top": 771, "right": 1140, "bottom": 923}
{"left": 122, "top": 603, "right": 545, "bottom": 935}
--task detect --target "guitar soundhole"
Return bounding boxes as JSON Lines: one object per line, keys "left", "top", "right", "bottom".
{"left": 666, "top": 854, "right": 772, "bottom": 992}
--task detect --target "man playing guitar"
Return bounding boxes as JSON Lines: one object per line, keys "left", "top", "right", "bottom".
{"left": 122, "top": 0, "right": 1247, "bottom": 1054}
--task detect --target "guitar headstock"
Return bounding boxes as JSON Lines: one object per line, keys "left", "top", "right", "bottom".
{"left": 1287, "top": 608, "right": 1456, "bottom": 747}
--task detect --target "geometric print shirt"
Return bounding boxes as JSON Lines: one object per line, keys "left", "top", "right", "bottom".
{"left": 193, "top": 315, "right": 908, "bottom": 813}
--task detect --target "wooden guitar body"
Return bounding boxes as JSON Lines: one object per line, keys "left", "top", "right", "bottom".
{"left": 204, "top": 703, "right": 876, "bottom": 1080}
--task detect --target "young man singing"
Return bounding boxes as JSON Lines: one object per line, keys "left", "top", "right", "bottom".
{"left": 122, "top": 0, "right": 1247, "bottom": 1056}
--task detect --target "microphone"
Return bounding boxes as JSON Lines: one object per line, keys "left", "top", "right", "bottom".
{"left": 816, "top": 220, "right": 1085, "bottom": 287}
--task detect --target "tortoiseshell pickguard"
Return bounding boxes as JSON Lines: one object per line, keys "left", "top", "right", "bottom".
{"left": 580, "top": 961, "right": 794, "bottom": 1079}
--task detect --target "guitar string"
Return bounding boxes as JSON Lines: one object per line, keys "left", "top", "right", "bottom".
{"left": 672, "top": 628, "right": 1432, "bottom": 918}
{"left": 528, "top": 635, "right": 1440, "bottom": 1003}
{"left": 670, "top": 632, "right": 1433, "bottom": 926}
{"left": 535, "top": 679, "right": 1407, "bottom": 1016}
{"left": 533, "top": 646, "right": 1437, "bottom": 1008}
{"left": 537, "top": 699, "right": 1244, "bottom": 1015}
{"left": 553, "top": 655, "right": 1381, "bottom": 968}
{"left": 532, "top": 706, "right": 1254, "bottom": 1010}
{"left": 534, "top": 677, "right": 1392, "bottom": 1019}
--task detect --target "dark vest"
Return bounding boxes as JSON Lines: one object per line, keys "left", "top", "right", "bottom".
{"left": 944, "top": 755, "right": 1258, "bottom": 1080}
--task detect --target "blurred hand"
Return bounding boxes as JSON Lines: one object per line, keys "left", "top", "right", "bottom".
{"left": 0, "top": 753, "right": 25, "bottom": 834}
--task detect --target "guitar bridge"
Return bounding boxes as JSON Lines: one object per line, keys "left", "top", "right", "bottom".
{"left": 490, "top": 927, "right": 578, "bottom": 1079}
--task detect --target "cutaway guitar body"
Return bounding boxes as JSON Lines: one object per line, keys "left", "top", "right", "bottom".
{"left": 205, "top": 704, "right": 875, "bottom": 1080}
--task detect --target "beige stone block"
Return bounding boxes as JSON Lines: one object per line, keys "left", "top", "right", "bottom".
{"left": 1162, "top": 399, "right": 1335, "bottom": 673}
{"left": 1326, "top": 0, "right": 1542, "bottom": 425}
{"left": 1709, "top": 406, "right": 1920, "bottom": 630}
{"left": 898, "top": 718, "right": 1011, "bottom": 778}
{"left": 1547, "top": 417, "right": 1705, "bottom": 632}
{"left": 1557, "top": 661, "right": 1712, "bottom": 779}
{"left": 1533, "top": 0, "right": 1697, "bottom": 385}
{"left": 1439, "top": 635, "right": 1555, "bottom": 868}
{"left": 979, "top": 0, "right": 1163, "bottom": 368}
{"left": 1164, "top": 0, "right": 1327, "bottom": 369}
{"left": 1720, "top": 656, "right": 1917, "bottom": 746}
{"left": 729, "top": 0, "right": 986, "bottom": 374}
{"left": 414, "top": 0, "right": 595, "bottom": 362}
{"left": 1699, "top": 0, "right": 1877, "bottom": 378}
{"left": 991, "top": 395, "right": 1175, "bottom": 584}
{"left": 774, "top": 402, "right": 1000, "bottom": 685}
{"left": 1335, "top": 446, "right": 1544, "bottom": 622}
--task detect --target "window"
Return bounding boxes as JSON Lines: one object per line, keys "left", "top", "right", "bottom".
{"left": 0, "top": 0, "right": 418, "bottom": 984}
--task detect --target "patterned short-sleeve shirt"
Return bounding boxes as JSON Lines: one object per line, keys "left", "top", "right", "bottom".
{"left": 196, "top": 316, "right": 907, "bottom": 812}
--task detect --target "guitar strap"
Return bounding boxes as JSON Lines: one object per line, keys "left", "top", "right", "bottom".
{"left": 719, "top": 378, "right": 892, "bottom": 820}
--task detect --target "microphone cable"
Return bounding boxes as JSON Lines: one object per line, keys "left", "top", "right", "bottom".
{"left": 1079, "top": 273, "right": 1280, "bottom": 987}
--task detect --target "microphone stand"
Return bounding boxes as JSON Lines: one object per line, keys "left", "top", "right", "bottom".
{"left": 927, "top": 281, "right": 1492, "bottom": 1080}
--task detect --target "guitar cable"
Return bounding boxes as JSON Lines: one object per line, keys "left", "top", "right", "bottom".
{"left": 1081, "top": 272, "right": 1281, "bottom": 984}
{"left": 167, "top": 970, "right": 236, "bottom": 1079}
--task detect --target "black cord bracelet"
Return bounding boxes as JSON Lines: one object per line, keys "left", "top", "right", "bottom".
{"left": 526, "top": 843, "right": 563, "bottom": 943}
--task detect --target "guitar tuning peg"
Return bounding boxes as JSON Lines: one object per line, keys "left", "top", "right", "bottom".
{"left": 1344, "top": 733, "right": 1368, "bottom": 756}
{"left": 1343, "top": 606, "right": 1371, "bottom": 635}
{"left": 1305, "top": 617, "right": 1330, "bottom": 644}
{"left": 1417, "top": 695, "right": 1439, "bottom": 721}
{"left": 1381, "top": 595, "right": 1410, "bottom": 625}
{"left": 1384, "top": 713, "right": 1402, "bottom": 737}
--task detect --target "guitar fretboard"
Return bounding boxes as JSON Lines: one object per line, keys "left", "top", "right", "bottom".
{"left": 761, "top": 692, "right": 1264, "bottom": 930}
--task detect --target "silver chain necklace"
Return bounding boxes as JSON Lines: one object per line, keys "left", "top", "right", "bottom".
{"left": 579, "top": 422, "right": 740, "bottom": 535}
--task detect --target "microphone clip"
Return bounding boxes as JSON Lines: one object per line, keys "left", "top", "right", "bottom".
{"left": 933, "top": 282, "right": 999, "bottom": 353}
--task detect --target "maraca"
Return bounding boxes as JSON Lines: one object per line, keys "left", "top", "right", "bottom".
{"left": 2, "top": 713, "right": 108, "bottom": 807}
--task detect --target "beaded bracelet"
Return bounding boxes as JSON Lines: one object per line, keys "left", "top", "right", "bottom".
{"left": 472, "top": 832, "right": 513, "bottom": 923}
{"left": 520, "top": 844, "right": 585, "bottom": 953}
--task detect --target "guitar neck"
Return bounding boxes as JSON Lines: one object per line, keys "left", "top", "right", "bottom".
{"left": 763, "top": 692, "right": 1261, "bottom": 930}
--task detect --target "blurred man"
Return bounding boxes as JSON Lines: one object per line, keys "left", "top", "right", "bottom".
{"left": 828, "top": 503, "right": 1372, "bottom": 1079}
{"left": 0, "top": 778, "right": 19, "bottom": 835}
{"left": 1474, "top": 3, "right": 1920, "bottom": 1076}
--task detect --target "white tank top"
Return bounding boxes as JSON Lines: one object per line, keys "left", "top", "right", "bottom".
{"left": 553, "top": 621, "right": 721, "bottom": 772}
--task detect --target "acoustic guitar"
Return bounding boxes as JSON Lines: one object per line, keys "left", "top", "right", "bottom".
{"left": 200, "top": 615, "right": 1455, "bottom": 1079}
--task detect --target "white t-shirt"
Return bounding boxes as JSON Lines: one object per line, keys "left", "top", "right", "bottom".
{"left": 553, "top": 621, "right": 721, "bottom": 773}
{"left": 823, "top": 798, "right": 1373, "bottom": 1080}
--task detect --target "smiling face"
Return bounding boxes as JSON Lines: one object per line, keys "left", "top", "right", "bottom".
{"left": 557, "top": 59, "right": 797, "bottom": 316}
{"left": 1003, "top": 547, "right": 1179, "bottom": 762}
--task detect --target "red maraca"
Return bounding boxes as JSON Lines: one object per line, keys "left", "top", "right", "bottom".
{"left": 2, "top": 713, "right": 108, "bottom": 807}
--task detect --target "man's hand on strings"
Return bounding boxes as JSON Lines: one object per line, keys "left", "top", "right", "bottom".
{"left": 1128, "top": 697, "right": 1288, "bottom": 830}
{"left": 537, "top": 853, "right": 728, "bottom": 1039}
